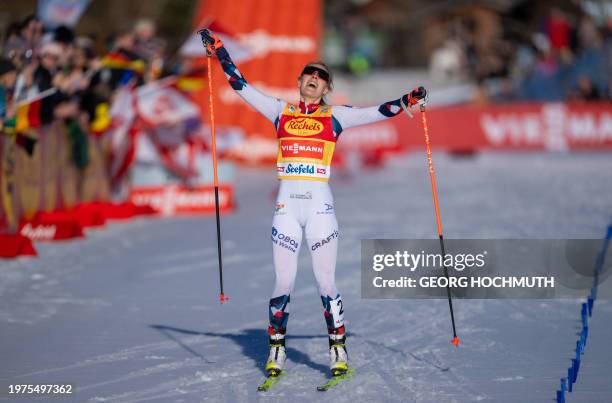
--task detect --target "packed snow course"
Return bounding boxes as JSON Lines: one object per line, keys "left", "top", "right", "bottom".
{"left": 1, "top": 152, "right": 611, "bottom": 402}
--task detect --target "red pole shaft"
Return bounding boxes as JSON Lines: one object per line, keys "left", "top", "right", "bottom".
{"left": 207, "top": 56, "right": 220, "bottom": 187}
{"left": 419, "top": 104, "right": 459, "bottom": 346}
{"left": 420, "top": 108, "right": 443, "bottom": 236}
{"left": 206, "top": 54, "right": 226, "bottom": 304}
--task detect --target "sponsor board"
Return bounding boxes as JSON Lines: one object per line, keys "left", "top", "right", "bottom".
{"left": 20, "top": 222, "right": 57, "bottom": 241}
{"left": 18, "top": 216, "right": 83, "bottom": 241}
{"left": 336, "top": 103, "right": 612, "bottom": 155}
{"left": 130, "top": 184, "right": 234, "bottom": 216}
{"left": 339, "top": 122, "right": 400, "bottom": 151}
{"left": 191, "top": 0, "right": 321, "bottom": 164}
{"left": 238, "top": 29, "right": 316, "bottom": 57}
{"left": 478, "top": 104, "right": 612, "bottom": 150}
{"left": 280, "top": 139, "right": 325, "bottom": 159}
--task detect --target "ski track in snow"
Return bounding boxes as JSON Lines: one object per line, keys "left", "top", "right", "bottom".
{"left": 1, "top": 152, "right": 612, "bottom": 402}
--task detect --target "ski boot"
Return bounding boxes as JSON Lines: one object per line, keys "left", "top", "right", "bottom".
{"left": 265, "top": 329, "right": 286, "bottom": 377}
{"left": 328, "top": 326, "right": 348, "bottom": 376}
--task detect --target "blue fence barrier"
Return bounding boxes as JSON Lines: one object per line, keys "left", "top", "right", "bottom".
{"left": 556, "top": 224, "right": 612, "bottom": 402}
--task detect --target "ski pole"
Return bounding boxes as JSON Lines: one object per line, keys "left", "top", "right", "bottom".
{"left": 419, "top": 103, "right": 459, "bottom": 346}
{"left": 402, "top": 98, "right": 459, "bottom": 346}
{"left": 199, "top": 29, "right": 227, "bottom": 304}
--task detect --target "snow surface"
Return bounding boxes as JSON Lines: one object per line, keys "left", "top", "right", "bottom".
{"left": 1, "top": 152, "right": 612, "bottom": 402}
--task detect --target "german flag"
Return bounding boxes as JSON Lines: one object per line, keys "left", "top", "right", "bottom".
{"left": 175, "top": 68, "right": 207, "bottom": 92}
{"left": 102, "top": 52, "right": 146, "bottom": 74}
{"left": 15, "top": 98, "right": 42, "bottom": 133}
{"left": 13, "top": 88, "right": 56, "bottom": 133}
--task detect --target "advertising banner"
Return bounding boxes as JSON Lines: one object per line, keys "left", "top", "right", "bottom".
{"left": 130, "top": 184, "right": 234, "bottom": 216}
{"left": 339, "top": 102, "right": 612, "bottom": 154}
{"left": 191, "top": 0, "right": 322, "bottom": 163}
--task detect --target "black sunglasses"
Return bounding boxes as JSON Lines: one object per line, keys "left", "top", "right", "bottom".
{"left": 301, "top": 65, "right": 330, "bottom": 82}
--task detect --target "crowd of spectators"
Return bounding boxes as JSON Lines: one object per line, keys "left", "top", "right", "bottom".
{"left": 323, "top": 1, "right": 610, "bottom": 104}
{"left": 2, "top": 5, "right": 608, "bottom": 131}
{"left": 0, "top": 15, "right": 171, "bottom": 167}
{"left": 430, "top": 7, "right": 612, "bottom": 103}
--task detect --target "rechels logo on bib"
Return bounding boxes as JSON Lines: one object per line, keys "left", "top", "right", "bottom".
{"left": 284, "top": 118, "right": 324, "bottom": 136}
{"left": 285, "top": 164, "right": 315, "bottom": 175}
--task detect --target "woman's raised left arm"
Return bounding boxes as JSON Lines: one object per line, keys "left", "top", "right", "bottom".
{"left": 332, "top": 87, "right": 426, "bottom": 132}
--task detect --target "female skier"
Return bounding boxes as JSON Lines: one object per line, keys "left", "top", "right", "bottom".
{"left": 200, "top": 30, "right": 426, "bottom": 378}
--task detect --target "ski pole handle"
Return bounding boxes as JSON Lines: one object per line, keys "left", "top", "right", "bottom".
{"left": 198, "top": 28, "right": 215, "bottom": 57}
{"left": 400, "top": 97, "right": 427, "bottom": 118}
{"left": 400, "top": 87, "right": 427, "bottom": 118}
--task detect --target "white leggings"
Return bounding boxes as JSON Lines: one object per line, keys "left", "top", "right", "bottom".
{"left": 268, "top": 180, "right": 344, "bottom": 333}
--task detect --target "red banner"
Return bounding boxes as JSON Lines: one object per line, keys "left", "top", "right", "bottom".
{"left": 0, "top": 120, "right": 160, "bottom": 251}
{"left": 130, "top": 184, "right": 234, "bottom": 216}
{"left": 339, "top": 102, "right": 612, "bottom": 153}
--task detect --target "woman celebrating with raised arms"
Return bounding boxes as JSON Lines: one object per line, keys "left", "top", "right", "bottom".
{"left": 200, "top": 30, "right": 426, "bottom": 380}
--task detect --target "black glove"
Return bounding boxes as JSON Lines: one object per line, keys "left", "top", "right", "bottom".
{"left": 198, "top": 29, "right": 214, "bottom": 45}
{"left": 407, "top": 86, "right": 427, "bottom": 106}
{"left": 197, "top": 29, "right": 224, "bottom": 55}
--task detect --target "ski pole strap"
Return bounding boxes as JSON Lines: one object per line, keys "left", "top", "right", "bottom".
{"left": 400, "top": 98, "right": 413, "bottom": 118}
{"left": 401, "top": 97, "right": 427, "bottom": 118}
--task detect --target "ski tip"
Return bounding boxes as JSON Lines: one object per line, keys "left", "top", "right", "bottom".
{"left": 219, "top": 293, "right": 229, "bottom": 304}
{"left": 451, "top": 337, "right": 460, "bottom": 346}
{"left": 257, "top": 370, "right": 285, "bottom": 392}
{"left": 317, "top": 369, "right": 356, "bottom": 391}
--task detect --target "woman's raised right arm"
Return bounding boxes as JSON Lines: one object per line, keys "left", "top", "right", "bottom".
{"left": 210, "top": 36, "right": 285, "bottom": 124}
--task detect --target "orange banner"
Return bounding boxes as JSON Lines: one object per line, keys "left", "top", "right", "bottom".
{"left": 192, "top": 0, "right": 322, "bottom": 162}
